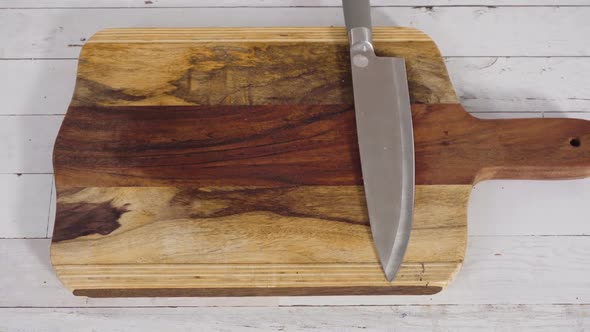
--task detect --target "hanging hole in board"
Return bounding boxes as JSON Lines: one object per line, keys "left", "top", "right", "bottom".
{"left": 570, "top": 137, "right": 581, "bottom": 147}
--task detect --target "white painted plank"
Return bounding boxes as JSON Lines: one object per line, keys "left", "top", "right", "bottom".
{"left": 447, "top": 57, "right": 590, "bottom": 113}
{"left": 4, "top": 57, "right": 590, "bottom": 115}
{"left": 469, "top": 179, "right": 590, "bottom": 236}
{"left": 46, "top": 177, "right": 55, "bottom": 238}
{"left": 3, "top": 237, "right": 590, "bottom": 306}
{"left": 0, "top": 115, "right": 62, "bottom": 173}
{"left": 0, "top": 305, "right": 588, "bottom": 332}
{"left": 2, "top": 0, "right": 590, "bottom": 8}
{"left": 0, "top": 174, "right": 52, "bottom": 238}
{"left": 0, "top": 60, "right": 76, "bottom": 115}
{"left": 0, "top": 60, "right": 77, "bottom": 115}
{"left": 1, "top": 7, "right": 589, "bottom": 58}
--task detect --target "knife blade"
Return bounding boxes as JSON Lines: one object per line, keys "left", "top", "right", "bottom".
{"left": 342, "top": 0, "right": 415, "bottom": 281}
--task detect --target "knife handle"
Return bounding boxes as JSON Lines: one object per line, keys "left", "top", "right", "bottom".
{"left": 342, "top": 0, "right": 372, "bottom": 32}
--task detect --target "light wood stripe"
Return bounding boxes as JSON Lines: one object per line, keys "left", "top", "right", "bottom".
{"left": 88, "top": 27, "right": 432, "bottom": 43}
{"left": 54, "top": 263, "right": 457, "bottom": 289}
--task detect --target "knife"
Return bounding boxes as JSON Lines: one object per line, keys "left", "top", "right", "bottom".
{"left": 342, "top": 0, "right": 415, "bottom": 281}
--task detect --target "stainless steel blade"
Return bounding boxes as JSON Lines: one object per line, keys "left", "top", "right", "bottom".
{"left": 348, "top": 25, "right": 415, "bottom": 281}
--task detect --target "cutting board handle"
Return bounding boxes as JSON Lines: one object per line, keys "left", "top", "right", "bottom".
{"left": 474, "top": 115, "right": 590, "bottom": 183}
{"left": 413, "top": 105, "right": 590, "bottom": 185}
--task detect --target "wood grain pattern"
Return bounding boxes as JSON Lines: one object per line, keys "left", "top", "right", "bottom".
{"left": 71, "top": 28, "right": 456, "bottom": 107}
{"left": 51, "top": 27, "right": 590, "bottom": 296}
{"left": 54, "top": 104, "right": 590, "bottom": 187}
{"left": 50, "top": 185, "right": 468, "bottom": 292}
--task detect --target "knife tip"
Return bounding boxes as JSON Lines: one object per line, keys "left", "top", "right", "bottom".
{"left": 385, "top": 271, "right": 395, "bottom": 282}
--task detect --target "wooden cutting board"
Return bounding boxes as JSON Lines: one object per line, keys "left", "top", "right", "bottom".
{"left": 51, "top": 27, "right": 590, "bottom": 297}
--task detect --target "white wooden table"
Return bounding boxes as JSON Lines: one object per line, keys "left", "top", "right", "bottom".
{"left": 1, "top": 1, "right": 590, "bottom": 331}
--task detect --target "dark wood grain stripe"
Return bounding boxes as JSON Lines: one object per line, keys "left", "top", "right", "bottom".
{"left": 74, "top": 286, "right": 442, "bottom": 297}
{"left": 54, "top": 104, "right": 590, "bottom": 187}
{"left": 53, "top": 201, "right": 130, "bottom": 242}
